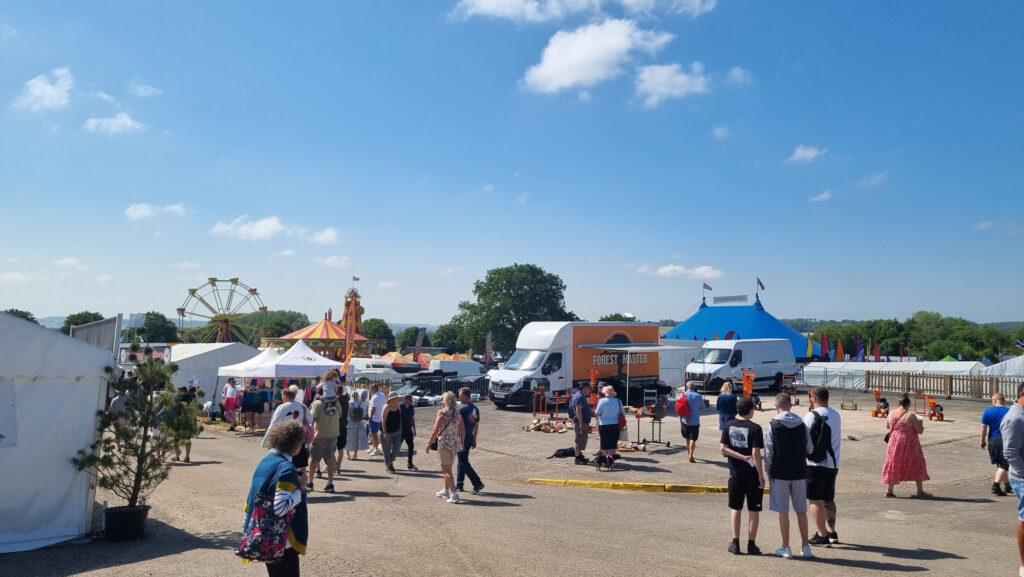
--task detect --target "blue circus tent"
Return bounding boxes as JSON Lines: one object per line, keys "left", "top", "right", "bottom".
{"left": 663, "top": 296, "right": 821, "bottom": 359}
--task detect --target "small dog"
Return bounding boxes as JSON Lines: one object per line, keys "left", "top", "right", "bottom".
{"left": 547, "top": 447, "right": 576, "bottom": 459}
{"left": 593, "top": 453, "right": 620, "bottom": 471}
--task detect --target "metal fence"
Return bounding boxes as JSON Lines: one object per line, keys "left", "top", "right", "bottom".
{"left": 804, "top": 368, "right": 1024, "bottom": 399}
{"left": 404, "top": 374, "right": 491, "bottom": 398}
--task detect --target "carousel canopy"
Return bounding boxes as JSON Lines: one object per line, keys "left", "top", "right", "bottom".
{"left": 281, "top": 318, "right": 366, "bottom": 340}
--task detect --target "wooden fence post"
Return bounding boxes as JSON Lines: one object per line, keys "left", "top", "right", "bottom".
{"left": 865, "top": 371, "right": 871, "bottom": 392}
{"left": 943, "top": 375, "right": 952, "bottom": 399}
{"left": 901, "top": 373, "right": 909, "bottom": 394}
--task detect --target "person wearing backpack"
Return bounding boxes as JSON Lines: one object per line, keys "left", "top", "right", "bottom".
{"left": 678, "top": 382, "right": 706, "bottom": 463}
{"left": 804, "top": 386, "right": 842, "bottom": 547}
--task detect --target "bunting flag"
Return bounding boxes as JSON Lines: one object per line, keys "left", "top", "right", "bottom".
{"left": 757, "top": 277, "right": 765, "bottom": 291}
{"left": 806, "top": 334, "right": 813, "bottom": 358}
{"left": 836, "top": 338, "right": 845, "bottom": 361}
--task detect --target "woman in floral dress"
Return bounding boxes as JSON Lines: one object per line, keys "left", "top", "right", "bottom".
{"left": 426, "top": 391, "right": 465, "bottom": 503}
{"left": 881, "top": 393, "right": 931, "bottom": 498}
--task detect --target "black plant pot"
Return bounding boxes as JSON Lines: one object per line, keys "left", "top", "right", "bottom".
{"left": 105, "top": 505, "right": 150, "bottom": 542}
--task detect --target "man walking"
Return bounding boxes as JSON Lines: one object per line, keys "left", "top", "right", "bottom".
{"left": 720, "top": 396, "right": 764, "bottom": 555}
{"left": 456, "top": 387, "right": 484, "bottom": 495}
{"left": 571, "top": 383, "right": 593, "bottom": 465}
{"left": 982, "top": 392, "right": 1011, "bottom": 496}
{"left": 367, "top": 384, "right": 386, "bottom": 456}
{"left": 764, "top": 393, "right": 813, "bottom": 559}
{"left": 309, "top": 392, "right": 340, "bottom": 493}
{"left": 680, "top": 381, "right": 706, "bottom": 463}
{"left": 1000, "top": 382, "right": 1024, "bottom": 577}
{"left": 805, "top": 386, "right": 841, "bottom": 547}
{"left": 400, "top": 394, "right": 418, "bottom": 470}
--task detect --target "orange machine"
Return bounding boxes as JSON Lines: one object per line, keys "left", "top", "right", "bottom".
{"left": 923, "top": 395, "right": 944, "bottom": 421}
{"left": 871, "top": 389, "right": 889, "bottom": 418}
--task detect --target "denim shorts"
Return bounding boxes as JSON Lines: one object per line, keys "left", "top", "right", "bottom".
{"left": 1012, "top": 480, "right": 1024, "bottom": 522}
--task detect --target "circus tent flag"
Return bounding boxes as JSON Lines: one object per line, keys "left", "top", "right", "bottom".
{"left": 757, "top": 277, "right": 765, "bottom": 291}
{"left": 703, "top": 283, "right": 713, "bottom": 291}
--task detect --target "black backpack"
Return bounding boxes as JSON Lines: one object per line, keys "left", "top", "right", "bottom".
{"left": 350, "top": 402, "right": 365, "bottom": 422}
{"left": 807, "top": 411, "right": 836, "bottom": 465}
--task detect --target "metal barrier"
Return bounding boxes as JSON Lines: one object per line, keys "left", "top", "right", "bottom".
{"left": 404, "top": 374, "right": 490, "bottom": 398}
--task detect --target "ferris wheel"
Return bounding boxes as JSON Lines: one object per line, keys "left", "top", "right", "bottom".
{"left": 176, "top": 277, "right": 268, "bottom": 344}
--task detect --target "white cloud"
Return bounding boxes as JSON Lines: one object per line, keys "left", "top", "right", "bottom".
{"left": 129, "top": 82, "right": 162, "bottom": 98}
{"left": 578, "top": 90, "right": 591, "bottom": 101}
{"left": 810, "top": 190, "right": 833, "bottom": 202}
{"left": 377, "top": 281, "right": 400, "bottom": 289}
{"left": 786, "top": 145, "right": 826, "bottom": 164}
{"left": 56, "top": 257, "right": 86, "bottom": 271}
{"left": 524, "top": 19, "right": 672, "bottom": 94}
{"left": 299, "top": 226, "right": 339, "bottom": 245}
{"left": 14, "top": 67, "right": 73, "bottom": 111}
{"left": 855, "top": 170, "right": 888, "bottom": 188}
{"left": 975, "top": 221, "right": 993, "bottom": 230}
{"left": 211, "top": 215, "right": 285, "bottom": 241}
{"left": 314, "top": 255, "right": 351, "bottom": 268}
{"left": 668, "top": 0, "right": 717, "bottom": 18}
{"left": 635, "top": 61, "right": 709, "bottom": 108}
{"left": 724, "top": 66, "right": 753, "bottom": 85}
{"left": 94, "top": 273, "right": 113, "bottom": 282}
{"left": 636, "top": 263, "right": 723, "bottom": 278}
{"left": 711, "top": 126, "right": 729, "bottom": 140}
{"left": 517, "top": 192, "right": 531, "bottom": 204}
{"left": 271, "top": 249, "right": 295, "bottom": 259}
{"left": 84, "top": 112, "right": 145, "bottom": 134}
{"left": 96, "top": 91, "right": 115, "bottom": 103}
{"left": 0, "top": 271, "right": 32, "bottom": 283}
{"left": 125, "top": 203, "right": 186, "bottom": 220}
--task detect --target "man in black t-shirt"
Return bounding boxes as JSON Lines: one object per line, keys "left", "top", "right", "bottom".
{"left": 720, "top": 396, "right": 765, "bottom": 556}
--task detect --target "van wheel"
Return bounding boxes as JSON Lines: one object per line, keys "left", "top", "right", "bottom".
{"left": 772, "top": 373, "right": 783, "bottom": 392}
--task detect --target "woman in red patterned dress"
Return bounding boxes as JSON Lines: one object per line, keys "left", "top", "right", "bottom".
{"left": 881, "top": 393, "right": 931, "bottom": 498}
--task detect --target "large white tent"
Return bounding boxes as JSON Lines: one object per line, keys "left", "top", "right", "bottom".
{"left": 980, "top": 355, "right": 1024, "bottom": 377}
{"left": 169, "top": 343, "right": 259, "bottom": 402}
{"left": 0, "top": 312, "right": 114, "bottom": 552}
{"left": 243, "top": 339, "right": 342, "bottom": 378}
{"left": 804, "top": 360, "right": 983, "bottom": 389}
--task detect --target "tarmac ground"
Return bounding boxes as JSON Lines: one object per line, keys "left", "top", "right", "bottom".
{"left": 4, "top": 387, "right": 1018, "bottom": 576}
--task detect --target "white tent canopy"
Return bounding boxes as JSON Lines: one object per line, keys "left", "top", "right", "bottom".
{"left": 0, "top": 312, "right": 114, "bottom": 552}
{"left": 243, "top": 339, "right": 342, "bottom": 378}
{"left": 980, "top": 355, "right": 1024, "bottom": 377}
{"left": 218, "top": 347, "right": 282, "bottom": 377}
{"left": 169, "top": 343, "right": 259, "bottom": 402}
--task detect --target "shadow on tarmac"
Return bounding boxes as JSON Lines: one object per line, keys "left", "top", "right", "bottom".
{"left": 838, "top": 542, "right": 967, "bottom": 561}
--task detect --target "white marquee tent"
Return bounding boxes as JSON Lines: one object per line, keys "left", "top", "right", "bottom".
{"left": 215, "top": 347, "right": 283, "bottom": 403}
{"left": 0, "top": 312, "right": 114, "bottom": 552}
{"left": 169, "top": 343, "right": 259, "bottom": 402}
{"left": 243, "top": 339, "right": 342, "bottom": 379}
{"left": 980, "top": 355, "right": 1024, "bottom": 377}
{"left": 804, "top": 360, "right": 983, "bottom": 388}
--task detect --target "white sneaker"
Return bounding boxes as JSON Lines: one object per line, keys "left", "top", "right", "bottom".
{"left": 801, "top": 545, "right": 813, "bottom": 559}
{"left": 447, "top": 491, "right": 461, "bottom": 504}
{"left": 774, "top": 546, "right": 792, "bottom": 558}
{"left": 436, "top": 489, "right": 449, "bottom": 498}
{"left": 367, "top": 449, "right": 378, "bottom": 456}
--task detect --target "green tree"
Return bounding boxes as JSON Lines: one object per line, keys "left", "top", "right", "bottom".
{"left": 241, "top": 310, "right": 309, "bottom": 337}
{"left": 61, "top": 311, "right": 104, "bottom": 335}
{"left": 362, "top": 318, "right": 396, "bottom": 351}
{"left": 431, "top": 323, "right": 461, "bottom": 351}
{"left": 452, "top": 263, "right": 578, "bottom": 356}
{"left": 4, "top": 308, "right": 38, "bottom": 324}
{"left": 599, "top": 313, "right": 636, "bottom": 322}
{"left": 142, "top": 311, "right": 180, "bottom": 342}
{"left": 658, "top": 318, "right": 678, "bottom": 327}
{"left": 396, "top": 326, "right": 431, "bottom": 348}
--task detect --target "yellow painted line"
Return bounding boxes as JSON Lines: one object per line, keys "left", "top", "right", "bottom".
{"left": 528, "top": 478, "right": 768, "bottom": 494}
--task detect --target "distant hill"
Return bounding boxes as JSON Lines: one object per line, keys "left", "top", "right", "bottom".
{"left": 987, "top": 321, "right": 1024, "bottom": 331}
{"left": 38, "top": 316, "right": 65, "bottom": 329}
{"left": 389, "top": 322, "right": 439, "bottom": 334}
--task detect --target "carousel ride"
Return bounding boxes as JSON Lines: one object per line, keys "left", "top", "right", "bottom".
{"left": 177, "top": 277, "right": 268, "bottom": 344}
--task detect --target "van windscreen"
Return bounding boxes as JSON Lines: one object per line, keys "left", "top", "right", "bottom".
{"left": 504, "top": 349, "right": 546, "bottom": 371}
{"left": 693, "top": 348, "right": 731, "bottom": 364}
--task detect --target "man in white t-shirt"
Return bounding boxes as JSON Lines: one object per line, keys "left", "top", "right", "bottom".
{"left": 804, "top": 386, "right": 842, "bottom": 548}
{"left": 368, "top": 384, "right": 386, "bottom": 456}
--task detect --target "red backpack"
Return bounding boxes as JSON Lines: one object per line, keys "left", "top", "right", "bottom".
{"left": 675, "top": 394, "right": 690, "bottom": 417}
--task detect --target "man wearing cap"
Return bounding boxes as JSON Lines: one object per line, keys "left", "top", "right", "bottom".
{"left": 400, "top": 394, "right": 418, "bottom": 471}
{"left": 309, "top": 388, "right": 340, "bottom": 493}
{"left": 571, "top": 382, "right": 593, "bottom": 465}
{"left": 456, "top": 387, "right": 484, "bottom": 494}
{"left": 380, "top": 392, "right": 404, "bottom": 474}
{"left": 1001, "top": 382, "right": 1024, "bottom": 577}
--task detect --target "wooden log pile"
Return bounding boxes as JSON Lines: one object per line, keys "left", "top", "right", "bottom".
{"left": 521, "top": 418, "right": 571, "bottom": 433}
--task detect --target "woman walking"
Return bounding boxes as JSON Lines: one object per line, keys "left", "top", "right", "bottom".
{"left": 594, "top": 385, "right": 625, "bottom": 469}
{"left": 881, "top": 393, "right": 931, "bottom": 498}
{"left": 243, "top": 420, "right": 308, "bottom": 576}
{"left": 426, "top": 391, "right": 465, "bottom": 503}
{"left": 380, "top": 392, "right": 403, "bottom": 474}
{"left": 716, "top": 380, "right": 738, "bottom": 430}
{"left": 346, "top": 390, "right": 369, "bottom": 460}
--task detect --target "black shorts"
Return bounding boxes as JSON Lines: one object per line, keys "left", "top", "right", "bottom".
{"left": 292, "top": 445, "right": 309, "bottom": 470}
{"left": 336, "top": 427, "right": 348, "bottom": 450}
{"left": 989, "top": 436, "right": 1009, "bottom": 470}
{"left": 806, "top": 466, "right": 838, "bottom": 501}
{"left": 728, "top": 473, "right": 763, "bottom": 511}
{"left": 680, "top": 423, "right": 700, "bottom": 441}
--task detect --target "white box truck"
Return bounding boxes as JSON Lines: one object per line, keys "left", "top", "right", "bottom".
{"left": 684, "top": 338, "right": 796, "bottom": 394}
{"left": 488, "top": 322, "right": 670, "bottom": 408}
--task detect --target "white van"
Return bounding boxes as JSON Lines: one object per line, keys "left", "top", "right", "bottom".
{"left": 685, "top": 339, "right": 795, "bottom": 393}
{"left": 346, "top": 358, "right": 406, "bottom": 387}
{"left": 427, "top": 360, "right": 487, "bottom": 378}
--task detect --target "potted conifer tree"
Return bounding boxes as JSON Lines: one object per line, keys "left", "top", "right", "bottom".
{"left": 72, "top": 345, "right": 184, "bottom": 541}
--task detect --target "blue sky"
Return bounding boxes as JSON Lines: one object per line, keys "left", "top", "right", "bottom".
{"left": 1, "top": 1, "right": 1022, "bottom": 327}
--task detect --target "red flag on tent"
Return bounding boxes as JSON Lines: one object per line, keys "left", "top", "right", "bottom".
{"left": 836, "top": 338, "right": 845, "bottom": 361}
{"left": 874, "top": 341, "right": 881, "bottom": 362}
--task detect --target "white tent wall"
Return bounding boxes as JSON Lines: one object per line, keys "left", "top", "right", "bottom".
{"left": 0, "top": 312, "right": 114, "bottom": 553}
{"left": 804, "top": 360, "right": 984, "bottom": 390}
{"left": 980, "top": 355, "right": 1024, "bottom": 377}
{"left": 169, "top": 343, "right": 259, "bottom": 402}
